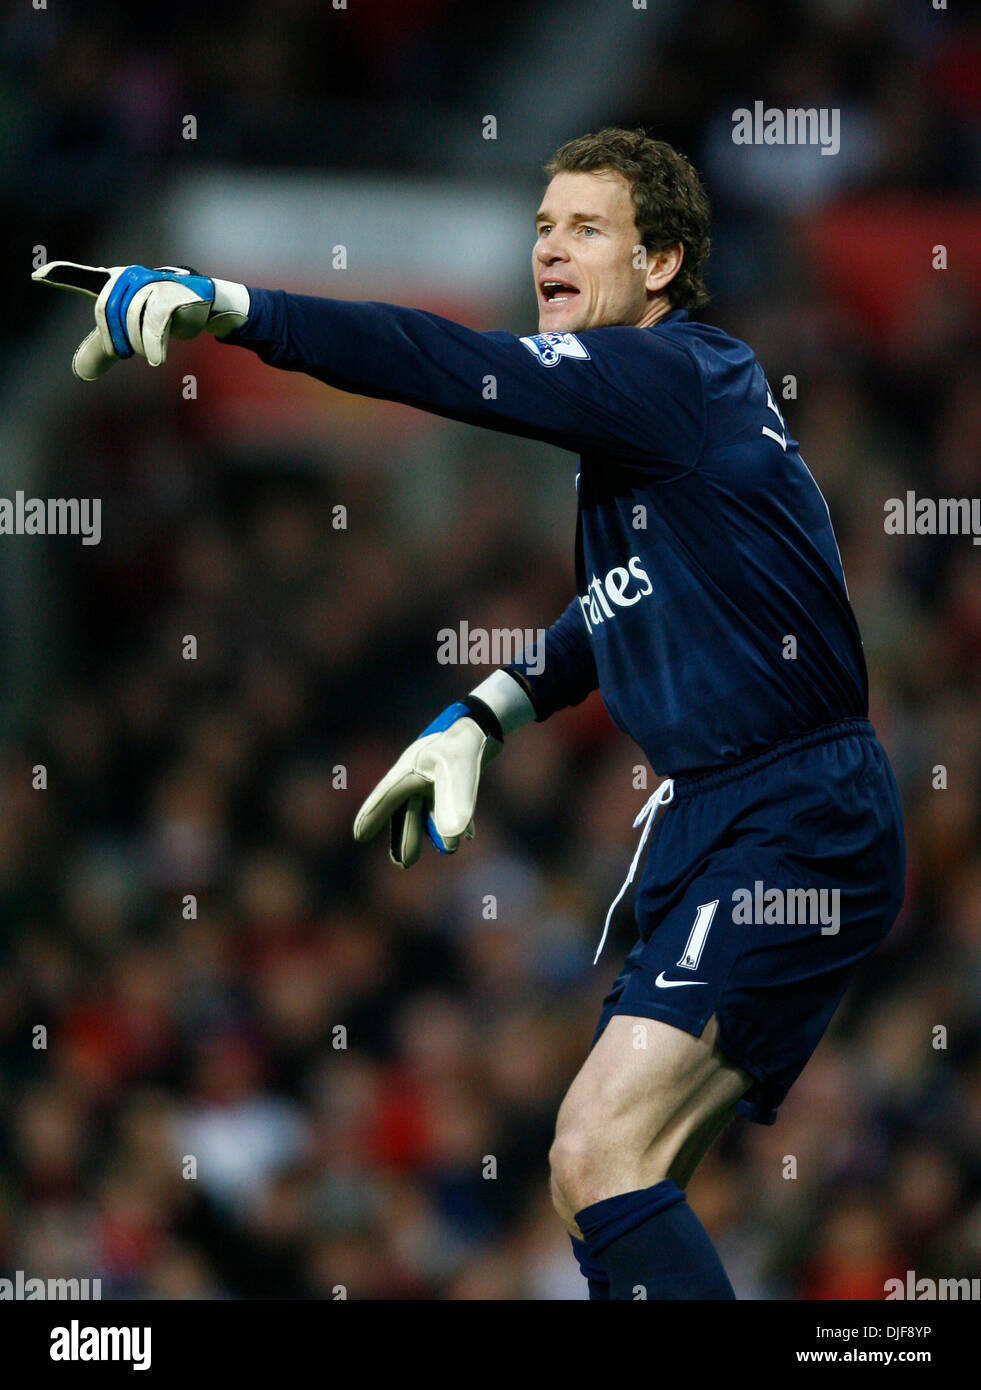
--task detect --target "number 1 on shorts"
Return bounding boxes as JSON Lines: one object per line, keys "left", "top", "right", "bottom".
{"left": 677, "top": 899, "right": 719, "bottom": 971}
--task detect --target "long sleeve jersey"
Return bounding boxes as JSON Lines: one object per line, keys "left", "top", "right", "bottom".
{"left": 220, "top": 292, "right": 868, "bottom": 776}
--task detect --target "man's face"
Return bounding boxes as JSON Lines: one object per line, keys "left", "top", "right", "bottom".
{"left": 533, "top": 170, "right": 661, "bottom": 334}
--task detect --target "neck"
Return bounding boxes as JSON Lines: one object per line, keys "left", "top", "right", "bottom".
{"left": 635, "top": 296, "right": 675, "bottom": 329}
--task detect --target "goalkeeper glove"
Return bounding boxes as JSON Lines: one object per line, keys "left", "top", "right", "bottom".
{"left": 353, "top": 670, "right": 535, "bottom": 868}
{"left": 31, "top": 261, "right": 250, "bottom": 380}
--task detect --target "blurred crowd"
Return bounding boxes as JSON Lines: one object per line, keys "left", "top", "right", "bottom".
{"left": 1, "top": 0, "right": 979, "bottom": 1298}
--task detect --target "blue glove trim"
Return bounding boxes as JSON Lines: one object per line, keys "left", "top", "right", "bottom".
{"left": 417, "top": 701, "right": 470, "bottom": 739}
{"left": 103, "top": 266, "right": 214, "bottom": 358}
{"left": 425, "top": 812, "right": 451, "bottom": 853}
{"left": 417, "top": 701, "right": 477, "bottom": 854}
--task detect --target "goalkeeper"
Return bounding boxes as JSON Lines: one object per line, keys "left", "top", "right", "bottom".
{"left": 35, "top": 127, "right": 905, "bottom": 1301}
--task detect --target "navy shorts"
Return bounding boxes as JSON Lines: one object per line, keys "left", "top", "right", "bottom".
{"left": 590, "top": 718, "right": 906, "bottom": 1125}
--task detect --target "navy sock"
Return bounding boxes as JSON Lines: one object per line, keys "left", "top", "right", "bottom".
{"left": 575, "top": 1178, "right": 736, "bottom": 1300}
{"left": 569, "top": 1233, "right": 610, "bottom": 1300}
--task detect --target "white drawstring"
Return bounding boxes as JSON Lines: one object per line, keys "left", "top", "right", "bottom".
{"left": 593, "top": 778, "right": 675, "bottom": 965}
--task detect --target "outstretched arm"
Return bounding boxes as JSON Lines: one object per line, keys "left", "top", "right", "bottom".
{"left": 220, "top": 288, "right": 702, "bottom": 469}
{"left": 34, "top": 263, "right": 703, "bottom": 469}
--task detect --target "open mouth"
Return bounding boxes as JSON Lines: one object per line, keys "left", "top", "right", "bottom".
{"left": 541, "top": 280, "right": 580, "bottom": 304}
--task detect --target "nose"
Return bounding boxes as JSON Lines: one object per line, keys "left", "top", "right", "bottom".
{"left": 536, "top": 233, "right": 571, "bottom": 267}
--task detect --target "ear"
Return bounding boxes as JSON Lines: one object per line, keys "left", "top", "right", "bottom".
{"left": 645, "top": 243, "right": 684, "bottom": 296}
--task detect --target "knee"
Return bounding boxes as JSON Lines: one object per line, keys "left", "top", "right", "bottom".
{"left": 549, "top": 1124, "right": 637, "bottom": 1220}
{"left": 548, "top": 1131, "right": 587, "bottom": 1223}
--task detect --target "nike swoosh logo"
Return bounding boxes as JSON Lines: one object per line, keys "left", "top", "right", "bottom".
{"left": 654, "top": 971, "right": 707, "bottom": 989}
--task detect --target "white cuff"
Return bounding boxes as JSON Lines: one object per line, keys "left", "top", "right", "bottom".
{"left": 468, "top": 669, "right": 536, "bottom": 735}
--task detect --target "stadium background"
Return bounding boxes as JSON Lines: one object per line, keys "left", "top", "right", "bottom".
{"left": 1, "top": 0, "right": 979, "bottom": 1299}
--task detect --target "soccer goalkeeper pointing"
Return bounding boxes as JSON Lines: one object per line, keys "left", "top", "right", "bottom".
{"left": 36, "top": 128, "right": 905, "bottom": 1301}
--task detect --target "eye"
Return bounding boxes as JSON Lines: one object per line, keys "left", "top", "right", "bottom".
{"left": 537, "top": 224, "right": 551, "bottom": 237}
{"left": 580, "top": 225, "right": 597, "bottom": 236}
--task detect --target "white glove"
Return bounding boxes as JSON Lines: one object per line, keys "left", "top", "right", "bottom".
{"left": 32, "top": 261, "right": 250, "bottom": 380}
{"left": 353, "top": 673, "right": 536, "bottom": 868}
{"left": 354, "top": 700, "right": 503, "bottom": 868}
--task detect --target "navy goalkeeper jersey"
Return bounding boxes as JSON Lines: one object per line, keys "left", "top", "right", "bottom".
{"left": 222, "top": 292, "right": 868, "bottom": 776}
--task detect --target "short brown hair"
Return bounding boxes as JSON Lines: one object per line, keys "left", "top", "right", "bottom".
{"left": 544, "top": 127, "right": 711, "bottom": 313}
